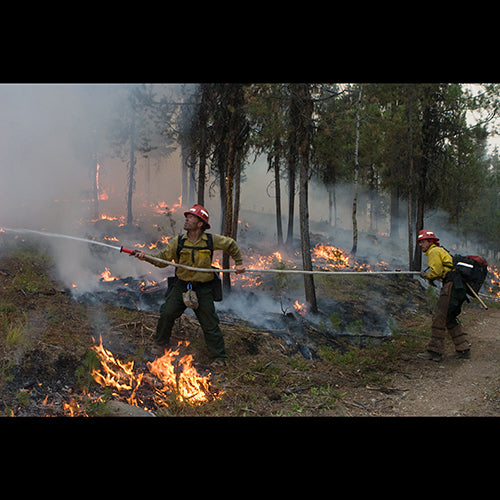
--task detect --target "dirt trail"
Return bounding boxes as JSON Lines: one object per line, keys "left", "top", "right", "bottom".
{"left": 386, "top": 308, "right": 500, "bottom": 416}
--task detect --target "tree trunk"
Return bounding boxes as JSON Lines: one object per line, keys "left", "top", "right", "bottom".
{"left": 231, "top": 162, "right": 241, "bottom": 239}
{"left": 286, "top": 90, "right": 299, "bottom": 246}
{"left": 413, "top": 185, "right": 424, "bottom": 271}
{"left": 92, "top": 156, "right": 99, "bottom": 220}
{"left": 197, "top": 84, "right": 209, "bottom": 206}
{"left": 351, "top": 85, "right": 362, "bottom": 255}
{"left": 390, "top": 185, "right": 399, "bottom": 238}
{"left": 180, "top": 143, "right": 188, "bottom": 206}
{"left": 286, "top": 160, "right": 295, "bottom": 245}
{"left": 127, "top": 115, "right": 136, "bottom": 226}
{"left": 294, "top": 84, "right": 317, "bottom": 313}
{"left": 219, "top": 84, "right": 247, "bottom": 292}
{"left": 272, "top": 151, "right": 283, "bottom": 246}
{"left": 407, "top": 87, "right": 415, "bottom": 270}
{"left": 222, "top": 138, "right": 234, "bottom": 292}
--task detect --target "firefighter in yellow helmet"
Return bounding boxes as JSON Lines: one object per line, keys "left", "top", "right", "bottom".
{"left": 416, "top": 230, "right": 470, "bottom": 362}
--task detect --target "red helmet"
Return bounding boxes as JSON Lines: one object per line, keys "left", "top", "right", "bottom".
{"left": 417, "top": 229, "right": 439, "bottom": 243}
{"left": 184, "top": 204, "right": 210, "bottom": 229}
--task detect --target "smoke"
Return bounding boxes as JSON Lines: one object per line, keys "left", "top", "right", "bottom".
{"left": 0, "top": 83, "right": 493, "bottom": 342}
{"left": 0, "top": 83, "right": 191, "bottom": 290}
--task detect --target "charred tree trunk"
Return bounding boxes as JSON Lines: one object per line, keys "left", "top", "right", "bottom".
{"left": 407, "top": 88, "right": 415, "bottom": 270}
{"left": 413, "top": 178, "right": 425, "bottom": 271}
{"left": 180, "top": 143, "right": 189, "bottom": 206}
{"left": 197, "top": 84, "right": 209, "bottom": 206}
{"left": 286, "top": 91, "right": 299, "bottom": 246}
{"left": 286, "top": 159, "right": 296, "bottom": 245}
{"left": 390, "top": 185, "right": 399, "bottom": 238}
{"left": 231, "top": 164, "right": 241, "bottom": 239}
{"left": 214, "top": 84, "right": 247, "bottom": 292}
{"left": 351, "top": 85, "right": 362, "bottom": 256}
{"left": 327, "top": 185, "right": 336, "bottom": 227}
{"left": 127, "top": 115, "right": 136, "bottom": 226}
{"left": 272, "top": 150, "right": 284, "bottom": 246}
{"left": 293, "top": 84, "right": 317, "bottom": 313}
{"left": 92, "top": 155, "right": 99, "bottom": 220}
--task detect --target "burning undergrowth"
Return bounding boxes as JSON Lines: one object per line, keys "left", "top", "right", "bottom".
{"left": 62, "top": 222, "right": 432, "bottom": 361}
{"left": 1, "top": 228, "right": 496, "bottom": 417}
{"left": 90, "top": 335, "right": 223, "bottom": 413}
{"left": 3, "top": 212, "right": 499, "bottom": 416}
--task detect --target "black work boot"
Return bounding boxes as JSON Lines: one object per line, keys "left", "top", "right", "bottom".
{"left": 452, "top": 349, "right": 471, "bottom": 359}
{"left": 417, "top": 351, "right": 443, "bottom": 362}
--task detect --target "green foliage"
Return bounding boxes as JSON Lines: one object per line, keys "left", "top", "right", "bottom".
{"left": 75, "top": 350, "right": 101, "bottom": 391}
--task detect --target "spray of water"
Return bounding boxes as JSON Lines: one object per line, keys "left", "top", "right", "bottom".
{"left": 0, "top": 227, "right": 122, "bottom": 252}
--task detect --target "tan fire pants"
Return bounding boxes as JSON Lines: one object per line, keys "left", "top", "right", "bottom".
{"left": 427, "top": 281, "right": 470, "bottom": 355}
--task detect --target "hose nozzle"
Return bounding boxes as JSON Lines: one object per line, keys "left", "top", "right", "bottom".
{"left": 120, "top": 246, "right": 136, "bottom": 255}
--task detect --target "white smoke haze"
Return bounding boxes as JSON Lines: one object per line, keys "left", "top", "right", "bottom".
{"left": 0, "top": 83, "right": 494, "bottom": 328}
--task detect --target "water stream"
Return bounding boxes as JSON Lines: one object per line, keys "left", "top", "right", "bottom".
{"left": 0, "top": 226, "right": 122, "bottom": 251}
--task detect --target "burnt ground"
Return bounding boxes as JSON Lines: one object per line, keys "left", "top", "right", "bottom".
{"left": 1, "top": 240, "right": 499, "bottom": 418}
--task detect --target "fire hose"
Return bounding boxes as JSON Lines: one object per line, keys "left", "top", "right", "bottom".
{"left": 0, "top": 228, "right": 489, "bottom": 307}
{"left": 121, "top": 247, "right": 491, "bottom": 309}
{"left": 0, "top": 227, "right": 416, "bottom": 276}
{"left": 119, "top": 247, "right": 417, "bottom": 276}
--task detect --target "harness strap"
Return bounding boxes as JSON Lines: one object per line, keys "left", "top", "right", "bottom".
{"left": 175, "top": 233, "right": 214, "bottom": 277}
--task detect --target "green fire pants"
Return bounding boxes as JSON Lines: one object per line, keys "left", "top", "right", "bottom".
{"left": 155, "top": 279, "right": 227, "bottom": 361}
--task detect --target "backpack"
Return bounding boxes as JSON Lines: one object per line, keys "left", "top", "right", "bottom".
{"left": 449, "top": 254, "right": 489, "bottom": 295}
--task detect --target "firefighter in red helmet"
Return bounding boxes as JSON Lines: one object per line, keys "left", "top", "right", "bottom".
{"left": 416, "top": 229, "right": 470, "bottom": 362}
{"left": 134, "top": 204, "right": 245, "bottom": 366}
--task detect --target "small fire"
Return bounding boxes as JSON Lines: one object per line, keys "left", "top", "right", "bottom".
{"left": 90, "top": 336, "right": 223, "bottom": 410}
{"left": 95, "top": 163, "right": 109, "bottom": 201}
{"left": 312, "top": 243, "right": 351, "bottom": 268}
{"left": 91, "top": 337, "right": 144, "bottom": 406}
{"left": 488, "top": 263, "right": 500, "bottom": 299}
{"left": 151, "top": 195, "right": 183, "bottom": 215}
{"left": 293, "top": 300, "right": 307, "bottom": 315}
{"left": 100, "top": 267, "right": 118, "bottom": 282}
{"left": 148, "top": 342, "right": 222, "bottom": 405}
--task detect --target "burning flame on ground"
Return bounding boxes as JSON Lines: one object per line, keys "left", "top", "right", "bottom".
{"left": 487, "top": 264, "right": 500, "bottom": 300}
{"left": 147, "top": 344, "right": 220, "bottom": 405}
{"left": 90, "top": 336, "right": 223, "bottom": 412}
{"left": 101, "top": 267, "right": 118, "bottom": 282}
{"left": 293, "top": 300, "right": 307, "bottom": 315}
{"left": 312, "top": 243, "right": 351, "bottom": 267}
{"left": 91, "top": 337, "right": 144, "bottom": 406}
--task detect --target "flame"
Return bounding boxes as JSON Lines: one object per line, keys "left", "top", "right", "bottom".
{"left": 151, "top": 195, "right": 183, "bottom": 215}
{"left": 148, "top": 342, "right": 222, "bottom": 405}
{"left": 100, "top": 214, "right": 118, "bottom": 221}
{"left": 488, "top": 263, "right": 500, "bottom": 299}
{"left": 293, "top": 300, "right": 307, "bottom": 315}
{"left": 312, "top": 243, "right": 351, "bottom": 268}
{"left": 101, "top": 267, "right": 118, "bottom": 282}
{"left": 91, "top": 336, "right": 144, "bottom": 406}
{"left": 95, "top": 163, "right": 109, "bottom": 201}
{"left": 90, "top": 336, "right": 222, "bottom": 410}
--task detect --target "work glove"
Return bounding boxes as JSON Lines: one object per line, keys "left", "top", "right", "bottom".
{"left": 419, "top": 271, "right": 428, "bottom": 280}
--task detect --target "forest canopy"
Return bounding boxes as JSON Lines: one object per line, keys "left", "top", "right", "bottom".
{"left": 105, "top": 83, "right": 500, "bottom": 311}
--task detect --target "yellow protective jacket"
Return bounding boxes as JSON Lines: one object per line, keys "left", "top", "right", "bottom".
{"left": 147, "top": 232, "right": 243, "bottom": 283}
{"left": 424, "top": 244, "right": 453, "bottom": 281}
